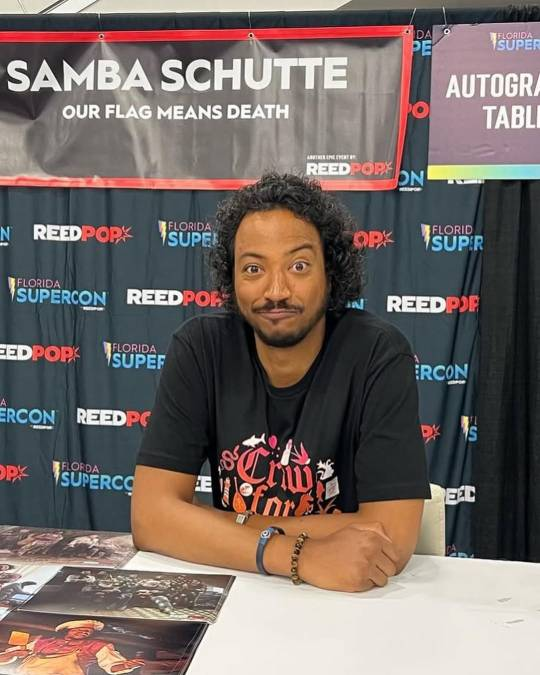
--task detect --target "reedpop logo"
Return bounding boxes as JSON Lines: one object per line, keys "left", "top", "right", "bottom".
{"left": 0, "top": 464, "right": 29, "bottom": 482}
{"left": 34, "top": 224, "right": 132, "bottom": 244}
{"left": 77, "top": 407, "right": 150, "bottom": 428}
{"left": 0, "top": 343, "right": 79, "bottom": 363}
{"left": 421, "top": 424, "right": 441, "bottom": 444}
{"left": 387, "top": 295, "right": 479, "bottom": 314}
{"left": 352, "top": 230, "right": 394, "bottom": 250}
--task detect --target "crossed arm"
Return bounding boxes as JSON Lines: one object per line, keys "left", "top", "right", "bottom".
{"left": 131, "top": 465, "right": 424, "bottom": 592}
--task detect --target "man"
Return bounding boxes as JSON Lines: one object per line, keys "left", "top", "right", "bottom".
{"left": 133, "top": 173, "right": 430, "bottom": 592}
{"left": 0, "top": 619, "right": 144, "bottom": 674}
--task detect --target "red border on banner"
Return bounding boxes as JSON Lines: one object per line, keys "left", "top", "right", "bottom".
{"left": 0, "top": 176, "right": 398, "bottom": 191}
{"left": 0, "top": 25, "right": 412, "bottom": 191}
{"left": 0, "top": 26, "right": 411, "bottom": 42}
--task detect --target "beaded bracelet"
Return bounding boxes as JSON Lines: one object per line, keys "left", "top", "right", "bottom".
{"left": 290, "top": 531, "right": 309, "bottom": 585}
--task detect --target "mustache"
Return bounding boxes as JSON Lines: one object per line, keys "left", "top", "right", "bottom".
{"left": 254, "top": 301, "right": 302, "bottom": 312}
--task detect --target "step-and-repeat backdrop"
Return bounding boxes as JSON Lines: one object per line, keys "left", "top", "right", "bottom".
{"left": 0, "top": 11, "right": 484, "bottom": 557}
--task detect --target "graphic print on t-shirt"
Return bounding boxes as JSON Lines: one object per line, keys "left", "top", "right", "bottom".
{"left": 218, "top": 433, "right": 341, "bottom": 516}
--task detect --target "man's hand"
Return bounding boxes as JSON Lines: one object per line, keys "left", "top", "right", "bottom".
{"left": 297, "top": 523, "right": 399, "bottom": 592}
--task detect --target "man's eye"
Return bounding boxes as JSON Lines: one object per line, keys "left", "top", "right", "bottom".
{"left": 292, "top": 261, "right": 308, "bottom": 272}
{"left": 245, "top": 264, "right": 260, "bottom": 274}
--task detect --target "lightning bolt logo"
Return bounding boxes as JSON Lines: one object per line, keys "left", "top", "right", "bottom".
{"left": 103, "top": 341, "right": 112, "bottom": 366}
{"left": 158, "top": 220, "right": 168, "bottom": 246}
{"left": 52, "top": 461, "right": 61, "bottom": 485}
{"left": 421, "top": 224, "right": 431, "bottom": 249}
{"left": 460, "top": 416, "right": 470, "bottom": 439}
{"left": 7, "top": 276, "right": 16, "bottom": 300}
{"left": 490, "top": 32, "right": 497, "bottom": 49}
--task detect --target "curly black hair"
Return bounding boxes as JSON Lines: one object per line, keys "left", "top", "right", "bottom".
{"left": 208, "top": 172, "right": 365, "bottom": 312}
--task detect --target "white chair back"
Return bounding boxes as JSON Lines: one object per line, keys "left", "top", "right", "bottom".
{"left": 415, "top": 483, "right": 446, "bottom": 556}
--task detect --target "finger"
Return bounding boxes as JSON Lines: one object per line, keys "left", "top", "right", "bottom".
{"left": 368, "top": 564, "right": 389, "bottom": 587}
{"left": 374, "top": 551, "right": 397, "bottom": 578}
{"left": 381, "top": 539, "right": 399, "bottom": 563}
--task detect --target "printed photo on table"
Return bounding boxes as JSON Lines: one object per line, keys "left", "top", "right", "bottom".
{"left": 0, "top": 610, "right": 207, "bottom": 675}
{"left": 0, "top": 527, "right": 136, "bottom": 567}
{"left": 0, "top": 564, "right": 59, "bottom": 621}
{"left": 22, "top": 567, "right": 235, "bottom": 623}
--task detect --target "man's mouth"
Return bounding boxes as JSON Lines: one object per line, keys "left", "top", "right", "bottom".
{"left": 256, "top": 309, "right": 300, "bottom": 321}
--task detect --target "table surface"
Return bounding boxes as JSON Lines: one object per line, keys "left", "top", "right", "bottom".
{"left": 124, "top": 552, "right": 540, "bottom": 675}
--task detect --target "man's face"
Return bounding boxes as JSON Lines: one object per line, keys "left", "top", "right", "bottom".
{"left": 66, "top": 627, "right": 93, "bottom": 640}
{"left": 234, "top": 208, "right": 328, "bottom": 348}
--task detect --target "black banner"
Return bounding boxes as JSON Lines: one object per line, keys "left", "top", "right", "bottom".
{"left": 0, "top": 27, "right": 411, "bottom": 190}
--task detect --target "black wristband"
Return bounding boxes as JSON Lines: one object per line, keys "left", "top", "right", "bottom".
{"left": 256, "top": 527, "right": 284, "bottom": 575}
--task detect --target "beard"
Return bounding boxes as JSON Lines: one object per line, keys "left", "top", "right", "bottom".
{"left": 239, "top": 297, "right": 328, "bottom": 348}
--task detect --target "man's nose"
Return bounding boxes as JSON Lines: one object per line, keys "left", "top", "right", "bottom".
{"left": 264, "top": 270, "right": 292, "bottom": 302}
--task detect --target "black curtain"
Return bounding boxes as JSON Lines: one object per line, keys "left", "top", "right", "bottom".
{"left": 476, "top": 180, "right": 540, "bottom": 562}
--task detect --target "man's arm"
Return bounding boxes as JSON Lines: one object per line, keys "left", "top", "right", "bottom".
{"left": 132, "top": 465, "right": 423, "bottom": 591}
{"left": 199, "top": 491, "right": 423, "bottom": 573}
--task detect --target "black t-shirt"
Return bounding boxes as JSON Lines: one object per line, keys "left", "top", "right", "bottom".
{"left": 138, "top": 309, "right": 431, "bottom": 516}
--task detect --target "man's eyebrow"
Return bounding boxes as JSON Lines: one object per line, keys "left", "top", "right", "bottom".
{"left": 238, "top": 243, "right": 316, "bottom": 261}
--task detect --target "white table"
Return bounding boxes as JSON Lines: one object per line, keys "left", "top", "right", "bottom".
{"left": 125, "top": 552, "right": 540, "bottom": 675}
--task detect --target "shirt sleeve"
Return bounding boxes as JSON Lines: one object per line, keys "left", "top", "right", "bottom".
{"left": 355, "top": 340, "right": 431, "bottom": 503}
{"left": 137, "top": 331, "right": 210, "bottom": 475}
{"left": 95, "top": 644, "right": 136, "bottom": 674}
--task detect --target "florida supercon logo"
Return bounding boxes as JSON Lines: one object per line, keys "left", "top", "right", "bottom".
{"left": 421, "top": 224, "right": 483, "bottom": 252}
{"left": 126, "top": 288, "right": 222, "bottom": 308}
{"left": 8, "top": 277, "right": 107, "bottom": 311}
{"left": 347, "top": 298, "right": 366, "bottom": 310}
{"left": 33, "top": 224, "right": 132, "bottom": 244}
{"left": 158, "top": 220, "right": 216, "bottom": 247}
{"left": 461, "top": 415, "right": 478, "bottom": 442}
{"left": 387, "top": 295, "right": 479, "bottom": 314}
{"left": 413, "top": 28, "right": 431, "bottom": 57}
{"left": 77, "top": 407, "right": 150, "bottom": 428}
{"left": 421, "top": 424, "right": 441, "bottom": 444}
{"left": 103, "top": 341, "right": 165, "bottom": 370}
{"left": 398, "top": 169, "right": 425, "bottom": 192}
{"left": 415, "top": 357, "right": 468, "bottom": 385}
{"left": 0, "top": 226, "right": 11, "bottom": 247}
{"left": 0, "top": 464, "right": 28, "bottom": 482}
{"left": 352, "top": 230, "right": 394, "bottom": 250}
{"left": 0, "top": 343, "right": 79, "bottom": 363}
{"left": 53, "top": 461, "right": 133, "bottom": 495}
{"left": 490, "top": 30, "right": 540, "bottom": 51}
{"left": 0, "top": 397, "right": 56, "bottom": 429}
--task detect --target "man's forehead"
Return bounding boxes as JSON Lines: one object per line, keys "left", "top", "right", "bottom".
{"left": 235, "top": 209, "right": 321, "bottom": 253}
